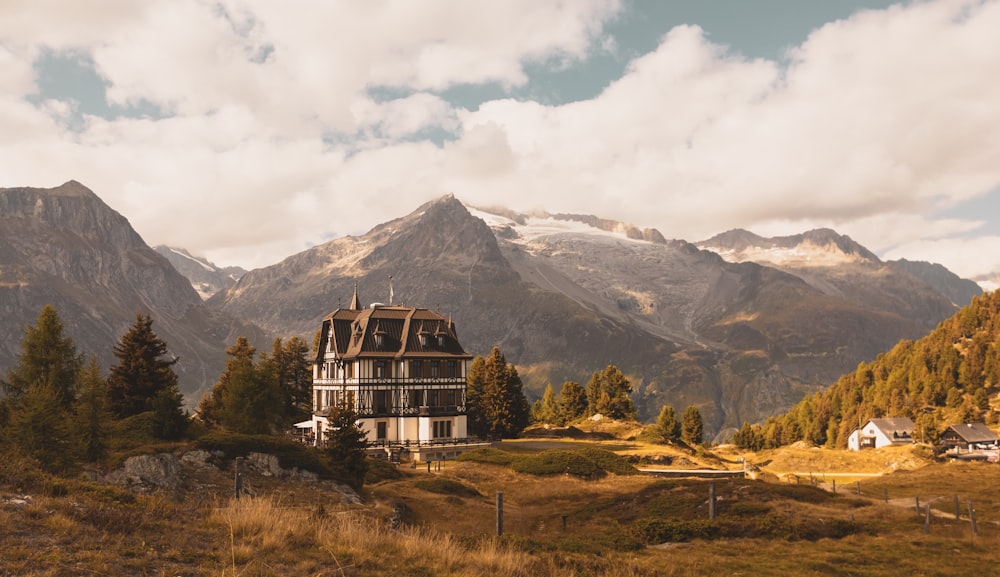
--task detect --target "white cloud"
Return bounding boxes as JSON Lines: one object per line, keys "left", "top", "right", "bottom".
{"left": 0, "top": 0, "right": 999, "bottom": 284}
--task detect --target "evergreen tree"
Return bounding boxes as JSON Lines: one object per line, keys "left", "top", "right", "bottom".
{"left": 151, "top": 386, "right": 189, "bottom": 440}
{"left": 201, "top": 337, "right": 283, "bottom": 434}
{"left": 732, "top": 421, "right": 764, "bottom": 451}
{"left": 107, "top": 314, "right": 181, "bottom": 418}
{"left": 3, "top": 383, "right": 78, "bottom": 472}
{"left": 78, "top": 357, "right": 111, "bottom": 461}
{"left": 324, "top": 402, "right": 369, "bottom": 490}
{"left": 466, "top": 347, "right": 531, "bottom": 439}
{"left": 266, "top": 336, "right": 313, "bottom": 423}
{"left": 559, "top": 381, "right": 588, "bottom": 423}
{"left": 531, "top": 383, "right": 561, "bottom": 425}
{"left": 585, "top": 365, "right": 635, "bottom": 420}
{"left": 655, "top": 405, "right": 680, "bottom": 443}
{"left": 681, "top": 405, "right": 704, "bottom": 445}
{"left": 2, "top": 305, "right": 83, "bottom": 409}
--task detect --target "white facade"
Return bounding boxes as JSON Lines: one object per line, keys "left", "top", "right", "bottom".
{"left": 847, "top": 418, "right": 915, "bottom": 451}
{"left": 307, "top": 295, "right": 474, "bottom": 454}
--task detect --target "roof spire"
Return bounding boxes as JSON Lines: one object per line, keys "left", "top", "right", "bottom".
{"left": 349, "top": 282, "right": 361, "bottom": 310}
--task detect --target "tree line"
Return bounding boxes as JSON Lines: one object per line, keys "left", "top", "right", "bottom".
{"left": 733, "top": 290, "right": 1000, "bottom": 450}
{"left": 527, "top": 363, "right": 705, "bottom": 445}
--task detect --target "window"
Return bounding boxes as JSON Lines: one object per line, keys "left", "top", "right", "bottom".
{"left": 433, "top": 420, "right": 452, "bottom": 439}
{"left": 430, "top": 361, "right": 439, "bottom": 378}
{"left": 409, "top": 389, "right": 423, "bottom": 408}
{"left": 345, "top": 362, "right": 354, "bottom": 379}
{"left": 447, "top": 360, "right": 457, "bottom": 378}
{"left": 374, "top": 390, "right": 390, "bottom": 413}
{"left": 376, "top": 421, "right": 387, "bottom": 440}
{"left": 375, "top": 360, "right": 388, "bottom": 379}
{"left": 410, "top": 360, "right": 423, "bottom": 378}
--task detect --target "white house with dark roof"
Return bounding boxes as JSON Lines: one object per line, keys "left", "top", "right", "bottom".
{"left": 303, "top": 286, "right": 488, "bottom": 461}
{"left": 847, "top": 417, "right": 915, "bottom": 451}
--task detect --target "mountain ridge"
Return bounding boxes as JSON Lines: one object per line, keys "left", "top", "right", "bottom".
{"left": 0, "top": 182, "right": 268, "bottom": 405}
{"left": 209, "top": 195, "right": 978, "bottom": 438}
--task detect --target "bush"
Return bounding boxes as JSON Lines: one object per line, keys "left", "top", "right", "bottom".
{"left": 632, "top": 518, "right": 718, "bottom": 544}
{"left": 511, "top": 450, "right": 600, "bottom": 477}
{"left": 456, "top": 448, "right": 516, "bottom": 467}
{"left": 458, "top": 447, "right": 637, "bottom": 478}
{"left": 196, "top": 432, "right": 331, "bottom": 476}
{"left": 414, "top": 478, "right": 481, "bottom": 498}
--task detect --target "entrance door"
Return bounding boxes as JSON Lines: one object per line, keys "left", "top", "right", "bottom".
{"left": 376, "top": 421, "right": 388, "bottom": 442}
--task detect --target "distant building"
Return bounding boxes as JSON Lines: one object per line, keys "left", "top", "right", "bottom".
{"left": 847, "top": 418, "right": 915, "bottom": 451}
{"left": 301, "top": 285, "right": 488, "bottom": 461}
{"left": 940, "top": 423, "right": 1000, "bottom": 453}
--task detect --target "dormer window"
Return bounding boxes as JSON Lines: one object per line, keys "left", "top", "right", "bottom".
{"left": 417, "top": 321, "right": 431, "bottom": 348}
{"left": 373, "top": 321, "right": 386, "bottom": 350}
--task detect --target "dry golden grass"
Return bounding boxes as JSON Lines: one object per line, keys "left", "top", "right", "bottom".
{"left": 2, "top": 441, "right": 999, "bottom": 576}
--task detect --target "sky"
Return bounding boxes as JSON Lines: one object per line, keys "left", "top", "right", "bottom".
{"left": 2, "top": 0, "right": 1000, "bottom": 288}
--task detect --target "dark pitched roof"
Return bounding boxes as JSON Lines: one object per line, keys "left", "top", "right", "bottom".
{"left": 317, "top": 304, "right": 471, "bottom": 361}
{"left": 943, "top": 423, "right": 1000, "bottom": 444}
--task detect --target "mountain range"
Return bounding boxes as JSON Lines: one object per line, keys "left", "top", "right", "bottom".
{"left": 0, "top": 182, "right": 267, "bottom": 404}
{"left": 0, "top": 182, "right": 982, "bottom": 438}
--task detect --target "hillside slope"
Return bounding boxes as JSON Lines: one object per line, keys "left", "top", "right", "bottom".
{"left": 0, "top": 181, "right": 267, "bottom": 404}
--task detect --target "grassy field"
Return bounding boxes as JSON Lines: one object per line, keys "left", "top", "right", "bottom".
{"left": 2, "top": 438, "right": 999, "bottom": 576}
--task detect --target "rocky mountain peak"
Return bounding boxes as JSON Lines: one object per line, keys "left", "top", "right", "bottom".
{"left": 697, "top": 227, "right": 878, "bottom": 267}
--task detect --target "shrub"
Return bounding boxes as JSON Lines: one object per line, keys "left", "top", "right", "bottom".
{"left": 195, "top": 432, "right": 331, "bottom": 476}
{"left": 632, "top": 518, "right": 718, "bottom": 544}
{"left": 414, "top": 478, "right": 481, "bottom": 498}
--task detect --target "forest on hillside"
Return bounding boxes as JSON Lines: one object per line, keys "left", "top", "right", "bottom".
{"left": 738, "top": 291, "right": 1000, "bottom": 450}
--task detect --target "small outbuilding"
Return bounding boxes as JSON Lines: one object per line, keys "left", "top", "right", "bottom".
{"left": 940, "top": 422, "right": 999, "bottom": 453}
{"left": 847, "top": 417, "right": 915, "bottom": 451}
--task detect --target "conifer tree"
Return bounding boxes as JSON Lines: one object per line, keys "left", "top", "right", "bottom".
{"left": 559, "top": 380, "right": 588, "bottom": 424}
{"left": 466, "top": 347, "right": 530, "bottom": 439}
{"left": 324, "top": 402, "right": 369, "bottom": 490}
{"left": 107, "top": 313, "right": 181, "bottom": 418}
{"left": 655, "top": 405, "right": 680, "bottom": 443}
{"left": 531, "top": 383, "right": 561, "bottom": 425}
{"left": 3, "top": 382, "right": 79, "bottom": 472}
{"left": 267, "top": 336, "right": 313, "bottom": 422}
{"left": 201, "top": 337, "right": 283, "bottom": 434}
{"left": 78, "top": 357, "right": 111, "bottom": 461}
{"left": 2, "top": 305, "right": 83, "bottom": 409}
{"left": 585, "top": 365, "right": 635, "bottom": 420}
{"left": 681, "top": 405, "right": 704, "bottom": 445}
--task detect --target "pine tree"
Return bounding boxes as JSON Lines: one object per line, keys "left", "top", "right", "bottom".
{"left": 3, "top": 382, "right": 79, "bottom": 472}
{"left": 201, "top": 337, "right": 283, "bottom": 434}
{"left": 266, "top": 337, "right": 313, "bottom": 423}
{"left": 558, "top": 380, "right": 588, "bottom": 424}
{"left": 655, "top": 405, "right": 680, "bottom": 443}
{"left": 585, "top": 365, "right": 635, "bottom": 420}
{"left": 531, "top": 383, "right": 561, "bottom": 425}
{"left": 324, "top": 402, "right": 369, "bottom": 490}
{"left": 732, "top": 421, "right": 764, "bottom": 451}
{"left": 681, "top": 405, "right": 704, "bottom": 445}
{"left": 2, "top": 305, "right": 83, "bottom": 409}
{"left": 107, "top": 314, "right": 181, "bottom": 418}
{"left": 78, "top": 357, "right": 111, "bottom": 461}
{"left": 466, "top": 347, "right": 530, "bottom": 439}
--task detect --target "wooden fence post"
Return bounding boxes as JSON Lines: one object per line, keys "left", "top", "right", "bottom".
{"left": 709, "top": 482, "right": 716, "bottom": 520}
{"left": 856, "top": 481, "right": 861, "bottom": 496}
{"left": 496, "top": 491, "right": 504, "bottom": 537}
{"left": 954, "top": 495, "right": 960, "bottom": 520}
{"left": 915, "top": 496, "right": 920, "bottom": 515}
{"left": 234, "top": 457, "right": 243, "bottom": 500}
{"left": 968, "top": 501, "right": 978, "bottom": 537}
{"left": 924, "top": 504, "right": 931, "bottom": 533}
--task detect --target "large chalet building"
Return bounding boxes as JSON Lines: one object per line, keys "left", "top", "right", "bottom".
{"left": 304, "top": 287, "right": 485, "bottom": 461}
